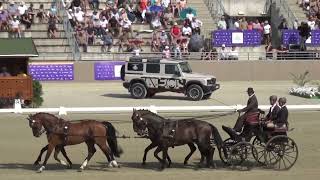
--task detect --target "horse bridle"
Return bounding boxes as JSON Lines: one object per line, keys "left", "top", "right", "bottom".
{"left": 28, "top": 117, "right": 46, "bottom": 136}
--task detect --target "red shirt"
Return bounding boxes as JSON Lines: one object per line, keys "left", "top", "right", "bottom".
{"left": 171, "top": 26, "right": 181, "bottom": 36}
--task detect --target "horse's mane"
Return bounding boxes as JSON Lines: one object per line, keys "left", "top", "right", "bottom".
{"left": 31, "top": 112, "right": 63, "bottom": 121}
{"left": 137, "top": 109, "right": 168, "bottom": 123}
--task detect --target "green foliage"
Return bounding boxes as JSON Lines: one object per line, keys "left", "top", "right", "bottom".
{"left": 32, "top": 80, "right": 43, "bottom": 108}
{"left": 290, "top": 70, "right": 311, "bottom": 87}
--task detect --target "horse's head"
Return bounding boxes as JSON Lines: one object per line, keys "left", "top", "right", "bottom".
{"left": 27, "top": 113, "right": 45, "bottom": 137}
{"left": 131, "top": 109, "right": 149, "bottom": 136}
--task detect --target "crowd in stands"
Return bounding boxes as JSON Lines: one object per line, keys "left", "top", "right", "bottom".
{"left": 62, "top": 0, "right": 203, "bottom": 56}
{"left": 0, "top": 1, "right": 60, "bottom": 38}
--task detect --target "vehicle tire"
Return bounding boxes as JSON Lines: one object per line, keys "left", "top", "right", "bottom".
{"left": 202, "top": 93, "right": 212, "bottom": 100}
{"left": 120, "top": 65, "right": 125, "bottom": 81}
{"left": 187, "top": 84, "right": 204, "bottom": 101}
{"left": 130, "top": 83, "right": 147, "bottom": 99}
{"left": 252, "top": 136, "right": 266, "bottom": 165}
{"left": 219, "top": 138, "right": 237, "bottom": 165}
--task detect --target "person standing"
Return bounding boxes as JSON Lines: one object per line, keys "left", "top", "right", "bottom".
{"left": 263, "top": 20, "right": 271, "bottom": 45}
{"left": 298, "top": 22, "right": 311, "bottom": 51}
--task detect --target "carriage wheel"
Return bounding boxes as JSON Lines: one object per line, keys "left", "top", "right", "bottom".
{"left": 264, "top": 135, "right": 298, "bottom": 170}
{"left": 219, "top": 138, "right": 237, "bottom": 165}
{"left": 228, "top": 142, "right": 258, "bottom": 171}
{"left": 252, "top": 137, "right": 266, "bottom": 165}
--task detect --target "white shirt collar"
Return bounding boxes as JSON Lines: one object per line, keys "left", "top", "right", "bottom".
{"left": 249, "top": 93, "right": 255, "bottom": 98}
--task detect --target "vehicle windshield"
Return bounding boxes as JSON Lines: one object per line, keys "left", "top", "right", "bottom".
{"left": 179, "top": 62, "right": 192, "bottom": 73}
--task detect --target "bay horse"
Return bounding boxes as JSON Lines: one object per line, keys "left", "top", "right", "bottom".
{"left": 132, "top": 109, "right": 227, "bottom": 169}
{"left": 27, "top": 113, "right": 122, "bottom": 173}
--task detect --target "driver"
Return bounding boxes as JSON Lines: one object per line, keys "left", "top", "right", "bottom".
{"left": 233, "top": 87, "right": 259, "bottom": 134}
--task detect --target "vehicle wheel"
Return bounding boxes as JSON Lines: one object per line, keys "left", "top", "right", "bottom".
{"left": 187, "top": 84, "right": 204, "bottom": 101}
{"left": 252, "top": 136, "right": 266, "bottom": 165}
{"left": 130, "top": 83, "right": 147, "bottom": 99}
{"left": 228, "top": 142, "right": 258, "bottom": 171}
{"left": 219, "top": 138, "right": 237, "bottom": 165}
{"left": 264, "top": 135, "right": 298, "bottom": 170}
{"left": 202, "top": 93, "right": 212, "bottom": 100}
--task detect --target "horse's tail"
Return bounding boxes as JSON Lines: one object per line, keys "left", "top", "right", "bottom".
{"left": 102, "top": 121, "right": 123, "bottom": 158}
{"left": 210, "top": 124, "right": 227, "bottom": 158}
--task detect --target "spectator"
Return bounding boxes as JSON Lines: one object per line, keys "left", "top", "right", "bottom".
{"left": 162, "top": 45, "right": 171, "bottom": 58}
{"left": 151, "top": 31, "right": 160, "bottom": 52}
{"left": 217, "top": 16, "right": 227, "bottom": 30}
{"left": 7, "top": 1, "right": 18, "bottom": 17}
{"left": 48, "top": 14, "right": 58, "bottom": 38}
{"left": 186, "top": 9, "right": 194, "bottom": 21}
{"left": 307, "top": 16, "right": 316, "bottom": 30}
{"left": 191, "top": 17, "right": 202, "bottom": 35}
{"left": 74, "top": 7, "right": 85, "bottom": 23}
{"left": 27, "top": 3, "right": 35, "bottom": 24}
{"left": 170, "top": 22, "right": 182, "bottom": 44}
{"left": 293, "top": 19, "right": 299, "bottom": 30}
{"left": 67, "top": 9, "right": 76, "bottom": 27}
{"left": 89, "top": 0, "right": 100, "bottom": 10}
{"left": 120, "top": 18, "right": 133, "bottom": 38}
{"left": 218, "top": 44, "right": 229, "bottom": 60}
{"left": 10, "top": 16, "right": 21, "bottom": 38}
{"left": 101, "top": 29, "right": 113, "bottom": 53}
{"left": 108, "top": 16, "right": 120, "bottom": 37}
{"left": 49, "top": 4, "right": 57, "bottom": 16}
{"left": 298, "top": 21, "right": 311, "bottom": 51}
{"left": 182, "top": 23, "right": 192, "bottom": 37}
{"left": 173, "top": 42, "right": 182, "bottom": 59}
{"left": 0, "top": 2, "right": 3, "bottom": 11}
{"left": 252, "top": 19, "right": 261, "bottom": 31}
{"left": 247, "top": 21, "right": 253, "bottom": 30}
{"left": 0, "top": 10, "right": 9, "bottom": 31}
{"left": 234, "top": 18, "right": 240, "bottom": 30}
{"left": 77, "top": 30, "right": 88, "bottom": 52}
{"left": 36, "top": 4, "right": 47, "bottom": 23}
{"left": 117, "top": 31, "right": 129, "bottom": 52}
{"left": 159, "top": 30, "right": 169, "bottom": 50}
{"left": 278, "top": 18, "right": 289, "bottom": 30}
{"left": 17, "top": 1, "right": 28, "bottom": 16}
{"left": 229, "top": 46, "right": 239, "bottom": 60}
{"left": 86, "top": 23, "right": 95, "bottom": 45}
{"left": 100, "top": 16, "right": 108, "bottom": 30}
{"left": 263, "top": 20, "right": 271, "bottom": 45}
{"left": 151, "top": 14, "right": 162, "bottom": 29}
{"left": 0, "top": 67, "right": 11, "bottom": 77}
{"left": 240, "top": 17, "right": 248, "bottom": 30}
{"left": 21, "top": 12, "right": 32, "bottom": 29}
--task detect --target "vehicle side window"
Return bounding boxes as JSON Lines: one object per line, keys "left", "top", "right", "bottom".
{"left": 165, "top": 64, "right": 178, "bottom": 74}
{"left": 128, "top": 63, "right": 143, "bottom": 71}
{"left": 146, "top": 63, "right": 160, "bottom": 73}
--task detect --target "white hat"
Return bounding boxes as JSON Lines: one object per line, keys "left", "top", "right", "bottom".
{"left": 105, "top": 29, "right": 109, "bottom": 32}
{"left": 161, "top": 30, "right": 165, "bottom": 32}
{"left": 165, "top": 46, "right": 169, "bottom": 49}
{"left": 222, "top": 44, "right": 225, "bottom": 47}
{"left": 174, "top": 22, "right": 178, "bottom": 26}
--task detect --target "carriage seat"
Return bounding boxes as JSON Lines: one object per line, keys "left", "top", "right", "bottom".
{"left": 245, "top": 112, "right": 260, "bottom": 125}
{"left": 273, "top": 124, "right": 288, "bottom": 132}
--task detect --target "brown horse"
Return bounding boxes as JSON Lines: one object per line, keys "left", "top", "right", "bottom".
{"left": 132, "top": 109, "right": 227, "bottom": 169}
{"left": 27, "top": 113, "right": 122, "bottom": 173}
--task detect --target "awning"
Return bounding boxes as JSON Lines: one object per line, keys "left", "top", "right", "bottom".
{"left": 0, "top": 38, "right": 38, "bottom": 57}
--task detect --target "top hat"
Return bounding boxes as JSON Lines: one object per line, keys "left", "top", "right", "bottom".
{"left": 247, "top": 87, "right": 254, "bottom": 93}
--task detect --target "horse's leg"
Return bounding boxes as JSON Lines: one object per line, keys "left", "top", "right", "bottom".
{"left": 153, "top": 146, "right": 163, "bottom": 163}
{"left": 33, "top": 144, "right": 48, "bottom": 166}
{"left": 184, "top": 143, "right": 197, "bottom": 165}
{"left": 61, "top": 147, "right": 73, "bottom": 169}
{"left": 166, "top": 151, "right": 172, "bottom": 167}
{"left": 206, "top": 147, "right": 214, "bottom": 168}
{"left": 142, "top": 142, "right": 158, "bottom": 165}
{"left": 53, "top": 146, "right": 69, "bottom": 168}
{"left": 96, "top": 138, "right": 118, "bottom": 168}
{"left": 79, "top": 141, "right": 96, "bottom": 171}
{"left": 37, "top": 143, "right": 55, "bottom": 173}
{"left": 161, "top": 147, "right": 169, "bottom": 169}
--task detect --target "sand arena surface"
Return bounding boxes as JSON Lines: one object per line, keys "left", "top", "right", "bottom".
{"left": 0, "top": 81, "right": 319, "bottom": 180}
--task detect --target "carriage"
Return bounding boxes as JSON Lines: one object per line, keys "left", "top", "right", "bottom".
{"left": 218, "top": 111, "right": 299, "bottom": 170}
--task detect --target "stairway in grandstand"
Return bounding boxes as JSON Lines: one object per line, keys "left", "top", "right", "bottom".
{"left": 1, "top": 0, "right": 72, "bottom": 60}
{"left": 286, "top": 0, "right": 307, "bottom": 23}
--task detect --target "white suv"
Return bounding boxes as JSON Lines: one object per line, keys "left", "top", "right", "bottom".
{"left": 120, "top": 57, "right": 220, "bottom": 101}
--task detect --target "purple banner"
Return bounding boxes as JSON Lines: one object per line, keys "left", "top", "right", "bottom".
{"left": 94, "top": 61, "right": 125, "bottom": 80}
{"left": 282, "top": 30, "right": 320, "bottom": 46}
{"left": 212, "top": 30, "right": 262, "bottom": 47}
{"left": 28, "top": 63, "right": 74, "bottom": 81}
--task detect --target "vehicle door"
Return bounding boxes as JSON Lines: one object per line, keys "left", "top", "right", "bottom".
{"left": 159, "top": 63, "right": 185, "bottom": 91}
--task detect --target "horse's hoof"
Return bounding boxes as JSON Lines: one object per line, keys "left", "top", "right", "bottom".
{"left": 78, "top": 168, "right": 83, "bottom": 172}
{"left": 183, "top": 161, "right": 188, "bottom": 165}
{"left": 37, "top": 166, "right": 45, "bottom": 173}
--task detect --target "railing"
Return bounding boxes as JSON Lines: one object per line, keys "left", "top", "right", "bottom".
{"left": 203, "top": 0, "right": 226, "bottom": 28}
{"left": 78, "top": 51, "right": 320, "bottom": 61}
{"left": 55, "top": 0, "right": 81, "bottom": 60}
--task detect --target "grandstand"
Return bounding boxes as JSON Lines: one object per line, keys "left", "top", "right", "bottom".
{"left": 0, "top": 0, "right": 319, "bottom": 62}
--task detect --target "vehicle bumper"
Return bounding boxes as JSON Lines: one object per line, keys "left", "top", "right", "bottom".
{"left": 123, "top": 82, "right": 130, "bottom": 89}
{"left": 203, "top": 84, "right": 220, "bottom": 94}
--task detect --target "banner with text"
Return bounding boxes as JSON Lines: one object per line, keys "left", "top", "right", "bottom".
{"left": 94, "top": 61, "right": 125, "bottom": 80}
{"left": 212, "top": 30, "right": 262, "bottom": 47}
{"left": 28, "top": 63, "right": 74, "bottom": 81}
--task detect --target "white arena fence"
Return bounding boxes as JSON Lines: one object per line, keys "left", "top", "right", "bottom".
{"left": 1, "top": 103, "right": 320, "bottom": 115}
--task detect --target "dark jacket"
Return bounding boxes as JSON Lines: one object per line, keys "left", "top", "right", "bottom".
{"left": 240, "top": 94, "right": 258, "bottom": 113}
{"left": 266, "top": 104, "right": 280, "bottom": 121}
{"left": 275, "top": 106, "right": 288, "bottom": 126}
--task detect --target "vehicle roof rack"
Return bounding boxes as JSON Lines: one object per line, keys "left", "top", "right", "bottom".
{"left": 147, "top": 57, "right": 161, "bottom": 63}
{"left": 129, "top": 56, "right": 143, "bottom": 62}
